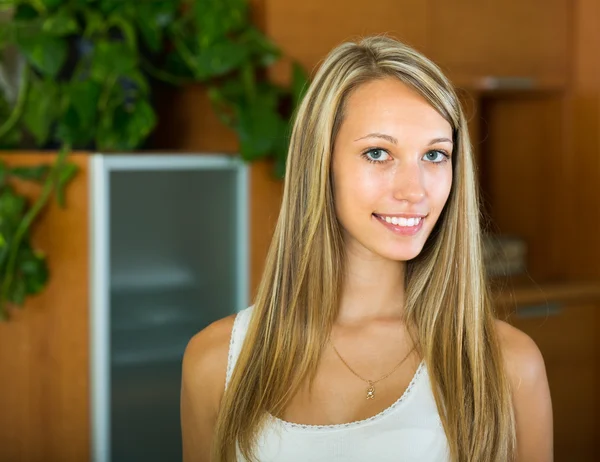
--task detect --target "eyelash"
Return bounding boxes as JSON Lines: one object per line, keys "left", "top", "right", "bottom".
{"left": 361, "top": 147, "right": 451, "bottom": 164}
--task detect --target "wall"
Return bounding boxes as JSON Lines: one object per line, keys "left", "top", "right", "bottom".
{"left": 567, "top": 0, "right": 600, "bottom": 280}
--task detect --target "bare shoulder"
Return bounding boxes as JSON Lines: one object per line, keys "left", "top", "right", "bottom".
{"left": 182, "top": 313, "right": 237, "bottom": 408}
{"left": 184, "top": 314, "right": 237, "bottom": 364}
{"left": 180, "top": 313, "right": 237, "bottom": 462}
{"left": 493, "top": 319, "right": 547, "bottom": 388}
{"left": 494, "top": 319, "right": 553, "bottom": 461}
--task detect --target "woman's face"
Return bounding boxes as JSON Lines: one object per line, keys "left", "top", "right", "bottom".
{"left": 332, "top": 77, "right": 454, "bottom": 262}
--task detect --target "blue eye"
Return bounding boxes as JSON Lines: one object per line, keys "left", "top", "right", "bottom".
{"left": 423, "top": 150, "right": 450, "bottom": 163}
{"left": 363, "top": 148, "right": 390, "bottom": 163}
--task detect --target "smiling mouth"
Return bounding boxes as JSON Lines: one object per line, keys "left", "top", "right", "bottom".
{"left": 373, "top": 214, "right": 427, "bottom": 228}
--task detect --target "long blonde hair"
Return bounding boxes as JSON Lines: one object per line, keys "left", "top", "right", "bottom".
{"left": 213, "top": 36, "right": 516, "bottom": 462}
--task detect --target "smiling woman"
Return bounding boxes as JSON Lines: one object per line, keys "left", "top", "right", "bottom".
{"left": 180, "top": 36, "right": 553, "bottom": 462}
{"left": 332, "top": 78, "right": 453, "bottom": 262}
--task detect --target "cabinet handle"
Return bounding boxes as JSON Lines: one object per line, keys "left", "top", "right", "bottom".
{"left": 480, "top": 76, "right": 536, "bottom": 90}
{"left": 515, "top": 302, "right": 562, "bottom": 319}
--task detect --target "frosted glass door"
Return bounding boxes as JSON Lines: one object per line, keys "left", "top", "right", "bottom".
{"left": 91, "top": 155, "right": 248, "bottom": 462}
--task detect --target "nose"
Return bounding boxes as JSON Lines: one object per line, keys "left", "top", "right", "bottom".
{"left": 391, "top": 160, "right": 426, "bottom": 203}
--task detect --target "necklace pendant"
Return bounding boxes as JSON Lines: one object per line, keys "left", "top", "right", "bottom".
{"left": 366, "top": 382, "right": 375, "bottom": 400}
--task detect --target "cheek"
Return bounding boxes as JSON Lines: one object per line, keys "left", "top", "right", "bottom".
{"left": 429, "top": 169, "right": 453, "bottom": 211}
{"left": 334, "top": 163, "right": 382, "bottom": 216}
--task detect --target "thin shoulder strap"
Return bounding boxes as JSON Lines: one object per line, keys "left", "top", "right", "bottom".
{"left": 225, "top": 305, "right": 254, "bottom": 390}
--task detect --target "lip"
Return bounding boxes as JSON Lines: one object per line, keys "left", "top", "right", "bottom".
{"left": 373, "top": 213, "right": 425, "bottom": 236}
{"left": 375, "top": 213, "right": 428, "bottom": 219}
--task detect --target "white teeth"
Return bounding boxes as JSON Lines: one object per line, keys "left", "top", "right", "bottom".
{"left": 380, "top": 216, "right": 422, "bottom": 227}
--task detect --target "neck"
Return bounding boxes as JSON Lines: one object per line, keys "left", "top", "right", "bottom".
{"left": 336, "top": 247, "right": 407, "bottom": 327}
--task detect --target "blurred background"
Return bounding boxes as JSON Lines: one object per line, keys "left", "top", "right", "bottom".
{"left": 0, "top": 0, "right": 598, "bottom": 461}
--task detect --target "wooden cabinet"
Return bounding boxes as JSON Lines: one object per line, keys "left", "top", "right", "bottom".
{"left": 479, "top": 95, "right": 568, "bottom": 282}
{"left": 498, "top": 286, "right": 600, "bottom": 462}
{"left": 0, "top": 152, "right": 283, "bottom": 462}
{"left": 428, "top": 0, "right": 570, "bottom": 89}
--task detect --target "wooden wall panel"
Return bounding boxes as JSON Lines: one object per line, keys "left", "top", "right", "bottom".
{"left": 0, "top": 153, "right": 90, "bottom": 462}
{"left": 428, "top": 0, "right": 569, "bottom": 87}
{"left": 482, "top": 95, "right": 567, "bottom": 283}
{"left": 566, "top": 0, "right": 600, "bottom": 280}
{"left": 264, "top": 0, "right": 429, "bottom": 83}
{"left": 509, "top": 301, "right": 600, "bottom": 461}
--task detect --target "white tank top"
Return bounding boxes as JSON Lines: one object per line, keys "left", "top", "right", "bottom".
{"left": 225, "top": 306, "right": 451, "bottom": 462}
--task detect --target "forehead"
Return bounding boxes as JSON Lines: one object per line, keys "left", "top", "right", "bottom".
{"left": 340, "top": 78, "right": 452, "bottom": 141}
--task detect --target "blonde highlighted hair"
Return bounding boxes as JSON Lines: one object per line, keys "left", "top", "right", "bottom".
{"left": 213, "top": 36, "right": 516, "bottom": 461}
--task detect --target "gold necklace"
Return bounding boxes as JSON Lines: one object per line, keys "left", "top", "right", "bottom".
{"left": 330, "top": 341, "right": 416, "bottom": 400}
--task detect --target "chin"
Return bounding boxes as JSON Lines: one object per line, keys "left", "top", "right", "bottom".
{"left": 375, "top": 244, "right": 425, "bottom": 262}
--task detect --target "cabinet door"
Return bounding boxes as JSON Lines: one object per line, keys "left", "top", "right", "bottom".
{"left": 509, "top": 302, "right": 600, "bottom": 461}
{"left": 428, "top": 0, "right": 569, "bottom": 88}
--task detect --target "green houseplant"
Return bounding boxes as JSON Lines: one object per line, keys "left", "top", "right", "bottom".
{"left": 0, "top": 0, "right": 307, "bottom": 319}
{"left": 0, "top": 0, "right": 307, "bottom": 173}
{"left": 0, "top": 147, "right": 77, "bottom": 320}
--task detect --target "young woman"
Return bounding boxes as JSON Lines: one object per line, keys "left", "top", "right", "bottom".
{"left": 180, "top": 36, "right": 553, "bottom": 462}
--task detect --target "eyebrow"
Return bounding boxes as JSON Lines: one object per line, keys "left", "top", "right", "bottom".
{"left": 354, "top": 133, "right": 453, "bottom": 145}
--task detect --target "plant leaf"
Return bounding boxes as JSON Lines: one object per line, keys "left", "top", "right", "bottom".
{"left": 0, "top": 230, "right": 7, "bottom": 270}
{"left": 194, "top": 0, "right": 247, "bottom": 46}
{"left": 237, "top": 98, "right": 286, "bottom": 161}
{"left": 21, "top": 77, "right": 59, "bottom": 145}
{"left": 83, "top": 9, "right": 105, "bottom": 37}
{"left": 0, "top": 186, "right": 27, "bottom": 228}
{"left": 14, "top": 4, "right": 39, "bottom": 21}
{"left": 97, "top": 0, "right": 125, "bottom": 15}
{"left": 0, "top": 22, "right": 10, "bottom": 49}
{"left": 42, "top": 8, "right": 79, "bottom": 36}
{"left": 90, "top": 40, "right": 137, "bottom": 81}
{"left": 56, "top": 79, "right": 103, "bottom": 146}
{"left": 55, "top": 162, "right": 78, "bottom": 207}
{"left": 240, "top": 27, "right": 281, "bottom": 67}
{"left": 17, "top": 246, "right": 48, "bottom": 296}
{"left": 106, "top": 15, "right": 137, "bottom": 50}
{"left": 122, "top": 99, "right": 156, "bottom": 149}
{"left": 40, "top": 0, "right": 66, "bottom": 11}
{"left": 56, "top": 106, "right": 90, "bottom": 146}
{"left": 15, "top": 32, "right": 68, "bottom": 78}
{"left": 0, "top": 92, "right": 21, "bottom": 148}
{"left": 96, "top": 98, "right": 156, "bottom": 151}
{"left": 9, "top": 165, "right": 51, "bottom": 183}
{"left": 135, "top": 1, "right": 176, "bottom": 53}
{"left": 0, "top": 160, "right": 6, "bottom": 187}
{"left": 65, "top": 80, "right": 102, "bottom": 133}
{"left": 190, "top": 38, "right": 250, "bottom": 80}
